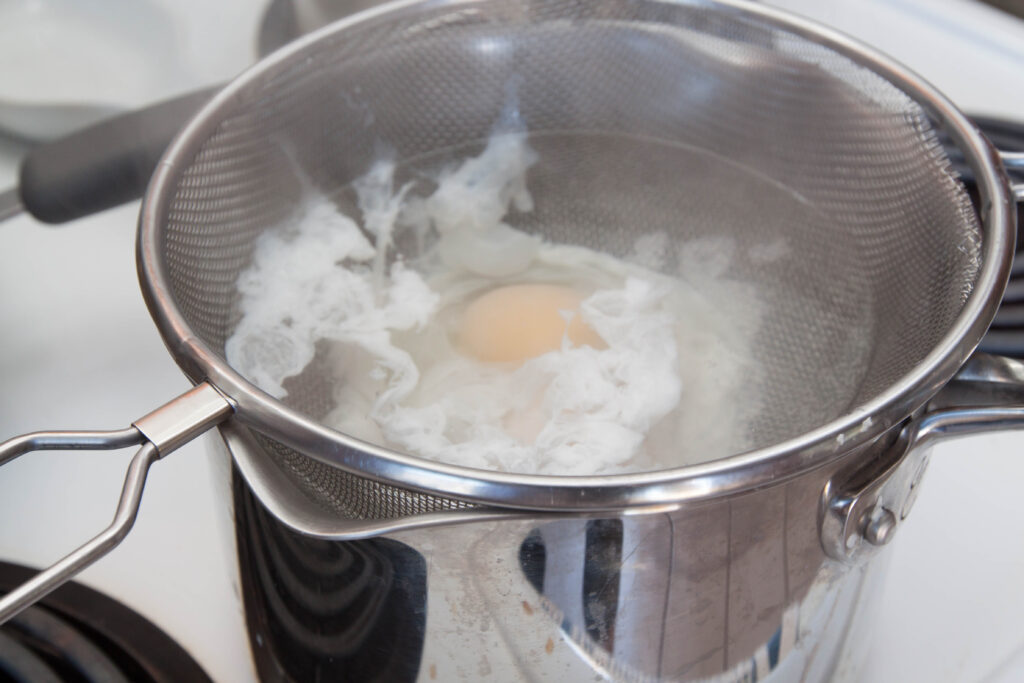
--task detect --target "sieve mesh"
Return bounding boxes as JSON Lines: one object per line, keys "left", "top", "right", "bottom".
{"left": 155, "top": 0, "right": 981, "bottom": 519}
{"left": 250, "top": 430, "right": 477, "bottom": 519}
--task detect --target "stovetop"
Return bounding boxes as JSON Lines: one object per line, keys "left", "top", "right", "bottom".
{"left": 0, "top": 561, "right": 211, "bottom": 682}
{"left": 1, "top": 1, "right": 1023, "bottom": 682}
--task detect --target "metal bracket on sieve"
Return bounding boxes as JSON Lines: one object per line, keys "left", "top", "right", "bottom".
{"left": 0, "top": 383, "right": 233, "bottom": 624}
{"left": 821, "top": 353, "right": 1024, "bottom": 562}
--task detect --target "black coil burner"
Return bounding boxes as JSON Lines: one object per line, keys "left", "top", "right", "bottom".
{"left": 0, "top": 563, "right": 212, "bottom": 683}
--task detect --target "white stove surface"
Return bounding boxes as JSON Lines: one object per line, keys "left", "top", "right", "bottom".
{"left": 1, "top": 1, "right": 1023, "bottom": 681}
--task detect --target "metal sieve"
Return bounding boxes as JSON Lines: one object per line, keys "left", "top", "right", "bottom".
{"left": 1, "top": 0, "right": 1020, "bottom": 626}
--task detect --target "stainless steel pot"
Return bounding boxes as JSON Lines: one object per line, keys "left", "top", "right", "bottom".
{"left": 1, "top": 0, "right": 1023, "bottom": 680}
{"left": 217, "top": 354, "right": 1024, "bottom": 681}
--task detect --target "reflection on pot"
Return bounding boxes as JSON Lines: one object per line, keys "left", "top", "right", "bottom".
{"left": 234, "top": 471, "right": 427, "bottom": 682}
{"left": 232, "top": 458, "right": 890, "bottom": 682}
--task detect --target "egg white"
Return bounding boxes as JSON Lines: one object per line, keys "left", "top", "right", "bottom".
{"left": 226, "top": 131, "right": 763, "bottom": 475}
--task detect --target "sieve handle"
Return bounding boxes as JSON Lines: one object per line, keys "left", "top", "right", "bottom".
{"left": 0, "top": 383, "right": 233, "bottom": 624}
{"left": 9, "top": 87, "right": 216, "bottom": 225}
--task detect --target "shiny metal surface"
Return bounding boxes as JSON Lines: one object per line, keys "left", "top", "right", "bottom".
{"left": 948, "top": 352, "right": 1024, "bottom": 387}
{"left": 918, "top": 354, "right": 1024, "bottom": 442}
{"left": 138, "top": 0, "right": 1014, "bottom": 517}
{"left": 1002, "top": 150, "right": 1024, "bottom": 170}
{"left": 227, "top": 445, "right": 885, "bottom": 682}
{"left": 0, "top": 428, "right": 142, "bottom": 465}
{"left": 228, "top": 345, "right": 1024, "bottom": 679}
{"left": 0, "top": 387, "right": 234, "bottom": 623}
{"left": 0, "top": 442, "right": 158, "bottom": 625}
{"left": 863, "top": 508, "right": 897, "bottom": 547}
{"left": 220, "top": 410, "right": 879, "bottom": 679}
{"left": 820, "top": 433, "right": 915, "bottom": 563}
{"left": 132, "top": 382, "right": 233, "bottom": 456}
{"left": 997, "top": 149, "right": 1022, "bottom": 200}
{"left": 820, "top": 354, "right": 1024, "bottom": 563}
{"left": 219, "top": 420, "right": 517, "bottom": 539}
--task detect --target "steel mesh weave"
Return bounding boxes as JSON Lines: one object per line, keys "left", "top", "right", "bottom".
{"left": 156, "top": 0, "right": 981, "bottom": 519}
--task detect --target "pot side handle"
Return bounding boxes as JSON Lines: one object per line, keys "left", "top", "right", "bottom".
{"left": 822, "top": 140, "right": 1024, "bottom": 563}
{"left": 821, "top": 353, "right": 1024, "bottom": 563}
{"left": 916, "top": 352, "right": 1024, "bottom": 442}
{"left": 1002, "top": 150, "right": 1024, "bottom": 201}
{"left": 0, "top": 383, "right": 232, "bottom": 624}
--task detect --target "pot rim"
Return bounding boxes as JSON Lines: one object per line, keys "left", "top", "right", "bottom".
{"left": 137, "top": 0, "right": 1016, "bottom": 512}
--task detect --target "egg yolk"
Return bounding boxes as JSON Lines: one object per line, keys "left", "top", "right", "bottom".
{"left": 457, "top": 284, "right": 606, "bottom": 362}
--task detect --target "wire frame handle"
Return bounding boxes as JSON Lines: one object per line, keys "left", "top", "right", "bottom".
{"left": 0, "top": 383, "right": 232, "bottom": 624}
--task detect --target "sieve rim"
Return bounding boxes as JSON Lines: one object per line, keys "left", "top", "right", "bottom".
{"left": 137, "top": 0, "right": 1016, "bottom": 511}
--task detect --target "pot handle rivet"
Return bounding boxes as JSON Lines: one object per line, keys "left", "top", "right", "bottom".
{"left": 864, "top": 507, "right": 898, "bottom": 547}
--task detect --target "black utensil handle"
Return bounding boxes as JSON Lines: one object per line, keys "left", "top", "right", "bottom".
{"left": 18, "top": 87, "right": 216, "bottom": 224}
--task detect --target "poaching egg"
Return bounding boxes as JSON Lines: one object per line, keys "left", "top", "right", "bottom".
{"left": 456, "top": 283, "right": 606, "bottom": 363}
{"left": 226, "top": 128, "right": 763, "bottom": 476}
